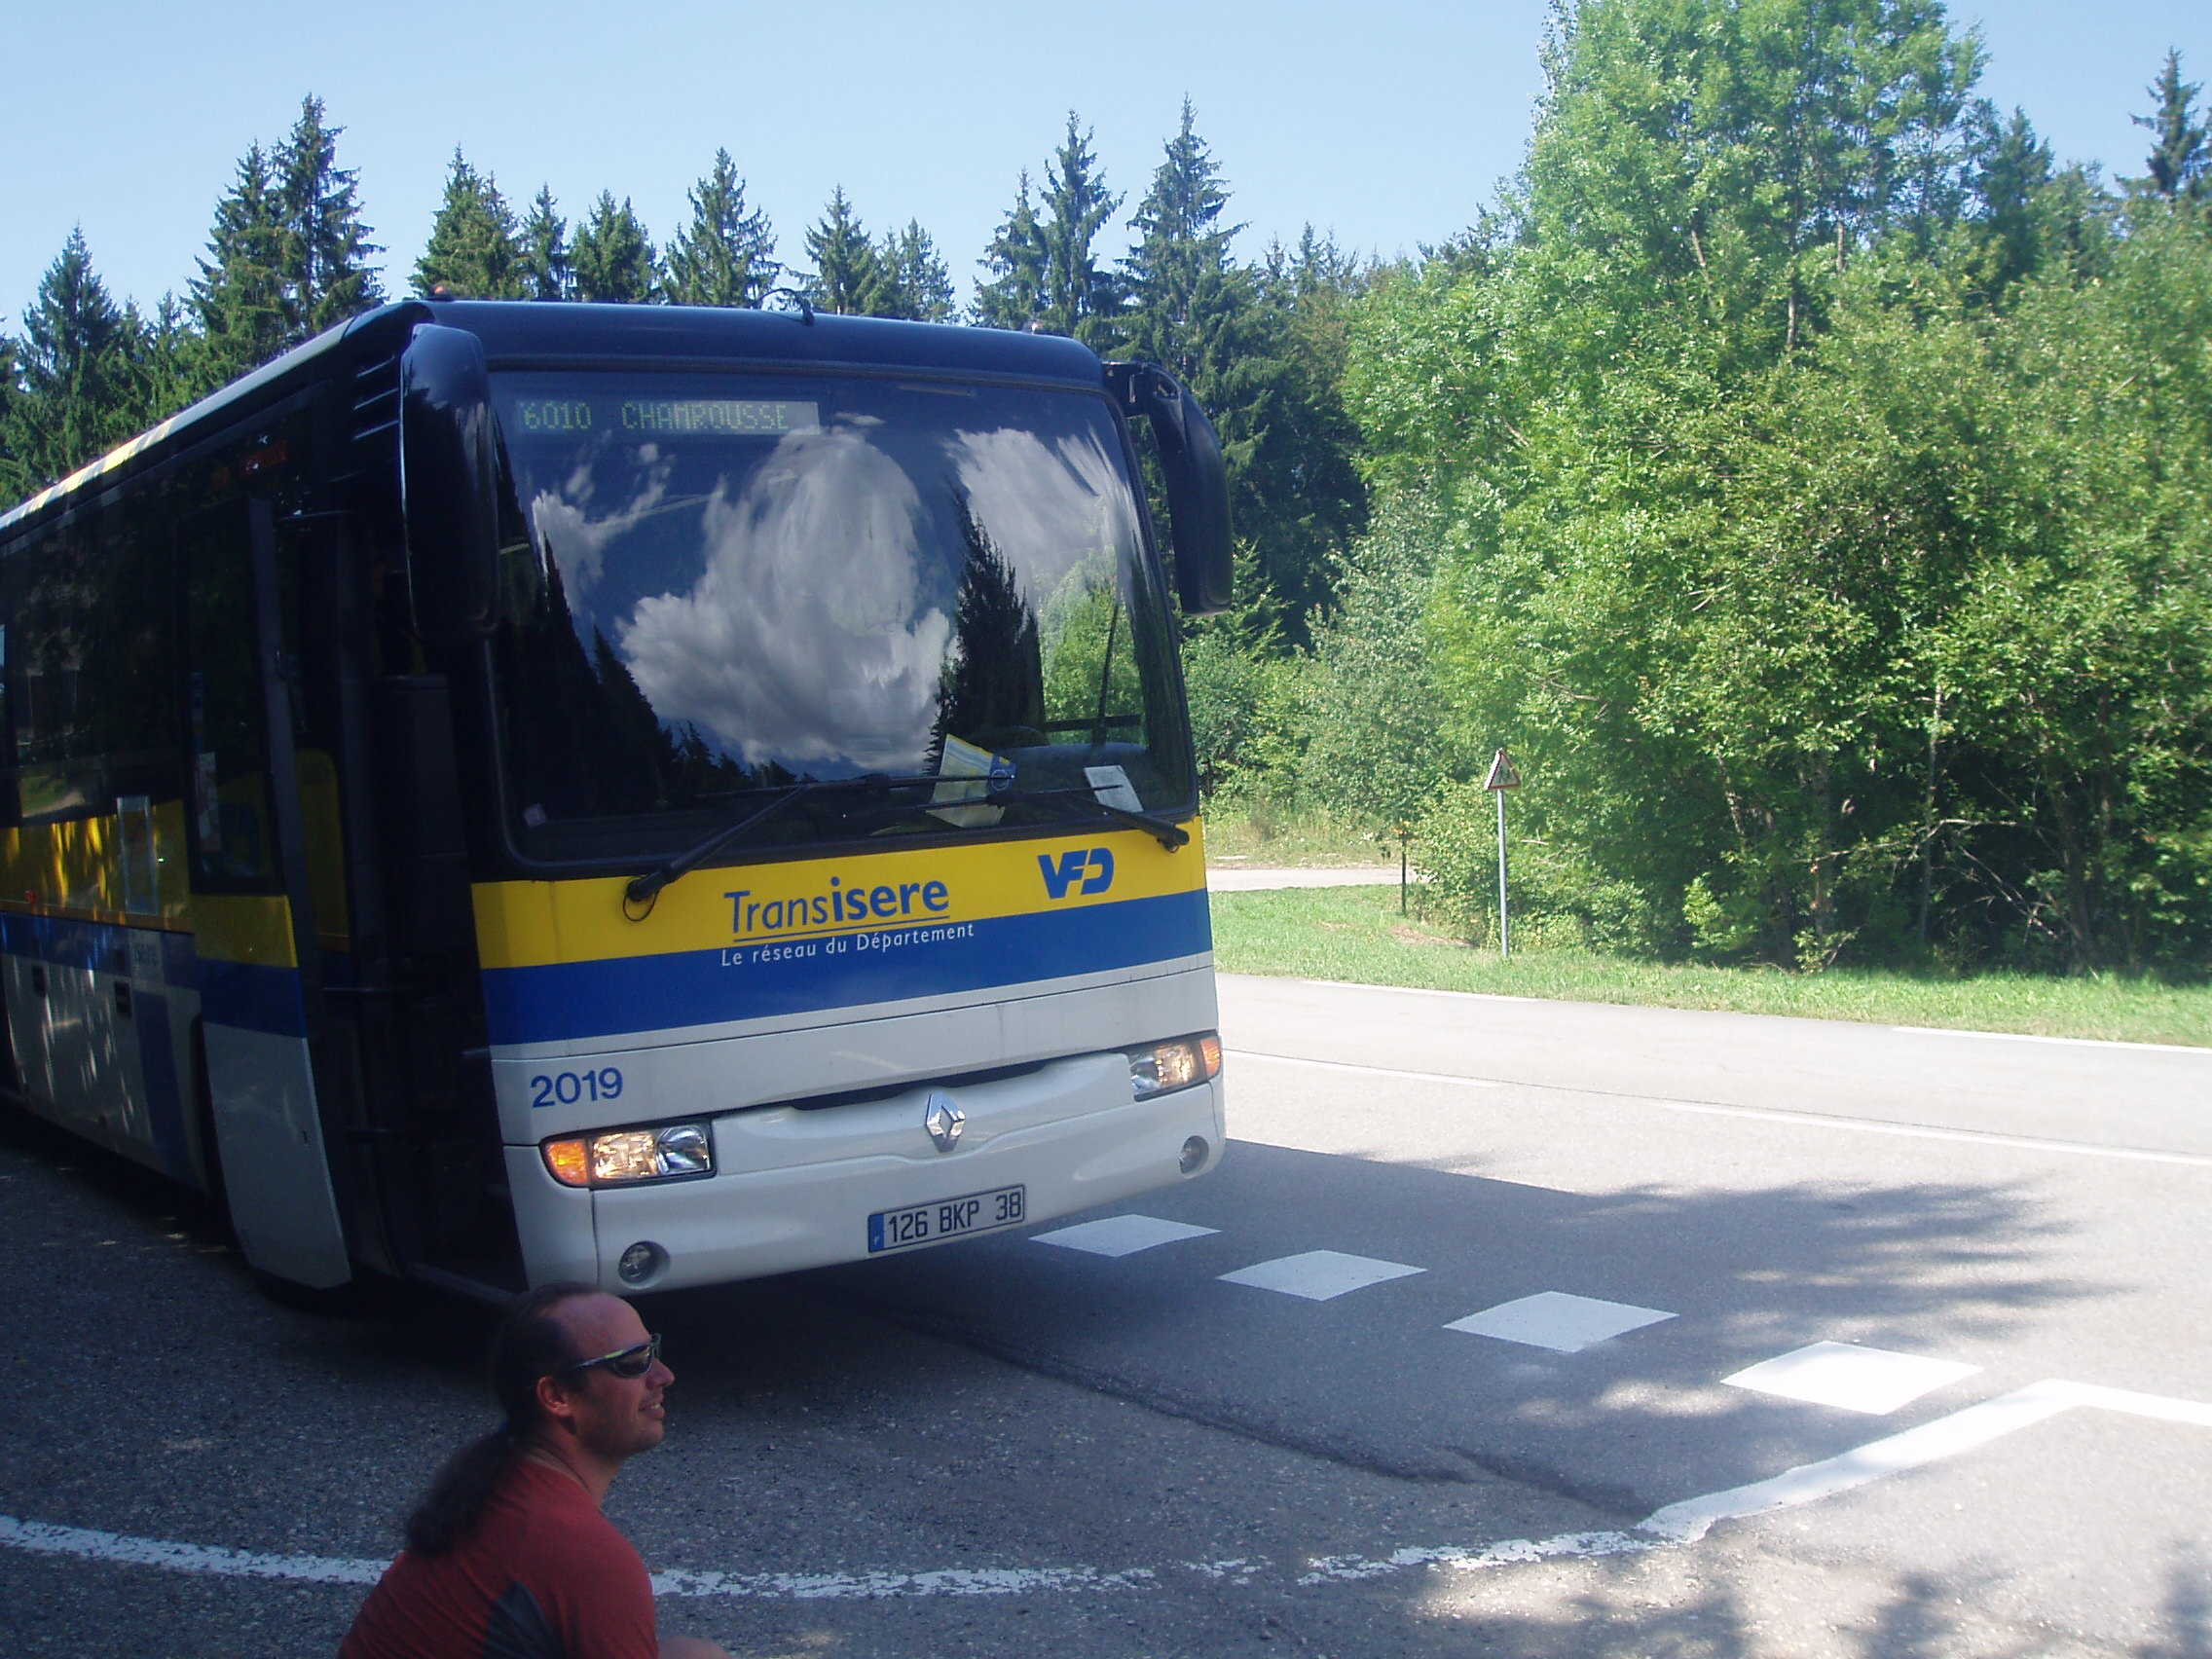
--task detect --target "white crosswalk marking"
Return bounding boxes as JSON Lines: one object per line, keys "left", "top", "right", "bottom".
{"left": 1445, "top": 1291, "right": 1676, "bottom": 1352}
{"left": 1217, "top": 1249, "right": 1426, "bottom": 1301}
{"left": 1030, "top": 1214, "right": 1220, "bottom": 1257}
{"left": 1721, "top": 1341, "right": 1980, "bottom": 1414}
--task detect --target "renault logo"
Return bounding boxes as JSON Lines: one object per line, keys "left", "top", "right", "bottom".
{"left": 924, "top": 1091, "right": 965, "bottom": 1154}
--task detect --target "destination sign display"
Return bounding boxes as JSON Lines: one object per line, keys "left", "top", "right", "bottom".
{"left": 509, "top": 397, "right": 820, "bottom": 437}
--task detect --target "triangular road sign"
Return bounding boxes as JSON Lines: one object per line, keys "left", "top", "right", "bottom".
{"left": 1484, "top": 748, "right": 1522, "bottom": 792}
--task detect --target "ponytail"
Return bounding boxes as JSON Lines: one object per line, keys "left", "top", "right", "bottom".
{"left": 398, "top": 1282, "right": 596, "bottom": 1556}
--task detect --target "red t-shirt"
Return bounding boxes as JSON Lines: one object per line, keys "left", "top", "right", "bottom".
{"left": 341, "top": 1456, "right": 657, "bottom": 1659}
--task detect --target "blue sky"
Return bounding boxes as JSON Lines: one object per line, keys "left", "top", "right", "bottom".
{"left": 6, "top": 0, "right": 2206, "bottom": 332}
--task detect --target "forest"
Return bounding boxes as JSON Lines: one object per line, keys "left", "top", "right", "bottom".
{"left": 4, "top": 0, "right": 2207, "bottom": 979}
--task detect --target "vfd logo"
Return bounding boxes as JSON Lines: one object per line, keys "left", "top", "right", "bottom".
{"left": 1038, "top": 847, "right": 1115, "bottom": 899}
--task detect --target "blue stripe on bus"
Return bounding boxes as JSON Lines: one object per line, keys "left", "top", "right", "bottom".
{"left": 0, "top": 914, "right": 199, "bottom": 1175}
{"left": 196, "top": 959, "right": 309, "bottom": 1037}
{"left": 0, "top": 914, "right": 308, "bottom": 1038}
{"left": 478, "top": 889, "right": 1213, "bottom": 1047}
{"left": 0, "top": 912, "right": 134, "bottom": 975}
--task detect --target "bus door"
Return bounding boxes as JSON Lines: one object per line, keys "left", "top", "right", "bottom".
{"left": 347, "top": 664, "right": 517, "bottom": 1293}
{"left": 300, "top": 493, "right": 518, "bottom": 1296}
{"left": 179, "top": 497, "right": 350, "bottom": 1288}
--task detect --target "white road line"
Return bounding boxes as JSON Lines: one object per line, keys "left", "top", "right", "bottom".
{"left": 1297, "top": 1528, "right": 1654, "bottom": 1584}
{"left": 1307, "top": 1378, "right": 2212, "bottom": 1579}
{"left": 1230, "top": 1047, "right": 2212, "bottom": 1169}
{"left": 1887, "top": 1024, "right": 2210, "bottom": 1057}
{"left": 12, "top": 1381, "right": 2209, "bottom": 1599}
{"left": 0, "top": 1515, "right": 382, "bottom": 1584}
{"left": 650, "top": 1563, "right": 1160, "bottom": 1600}
{"left": 1637, "top": 1097, "right": 2212, "bottom": 1168}
{"left": 1225, "top": 1050, "right": 1502, "bottom": 1089}
{"left": 1641, "top": 1379, "right": 2212, "bottom": 1545}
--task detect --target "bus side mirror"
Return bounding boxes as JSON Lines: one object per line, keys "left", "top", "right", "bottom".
{"left": 399, "top": 324, "right": 500, "bottom": 646}
{"left": 1107, "top": 362, "right": 1234, "bottom": 615}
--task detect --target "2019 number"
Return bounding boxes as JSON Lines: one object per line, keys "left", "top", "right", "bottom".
{"left": 529, "top": 1068, "right": 624, "bottom": 1109}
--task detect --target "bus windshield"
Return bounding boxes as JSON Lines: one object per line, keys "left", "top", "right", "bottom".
{"left": 488, "top": 369, "right": 1193, "bottom": 862}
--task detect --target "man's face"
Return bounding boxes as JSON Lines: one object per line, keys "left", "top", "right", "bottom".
{"left": 551, "top": 1293, "right": 674, "bottom": 1463}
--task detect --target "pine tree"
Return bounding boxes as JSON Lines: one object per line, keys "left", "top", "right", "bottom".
{"left": 879, "top": 221, "right": 955, "bottom": 321}
{"left": 1038, "top": 114, "right": 1124, "bottom": 349}
{"left": 416, "top": 149, "right": 526, "bottom": 299}
{"left": 2128, "top": 49, "right": 2209, "bottom": 202}
{"left": 1119, "top": 108, "right": 1363, "bottom": 637}
{"left": 136, "top": 294, "right": 200, "bottom": 425}
{"left": 571, "top": 193, "right": 660, "bottom": 302}
{"left": 801, "top": 187, "right": 890, "bottom": 314}
{"left": 7, "top": 230, "right": 141, "bottom": 486}
{"left": 275, "top": 94, "right": 382, "bottom": 339}
{"left": 665, "top": 150, "right": 779, "bottom": 307}
{"left": 1122, "top": 99, "right": 1241, "bottom": 380}
{"left": 0, "top": 335, "right": 26, "bottom": 503}
{"left": 191, "top": 142, "right": 290, "bottom": 389}
{"left": 1970, "top": 106, "right": 2057, "bottom": 300}
{"left": 973, "top": 170, "right": 1049, "bottom": 329}
{"left": 519, "top": 185, "right": 571, "bottom": 300}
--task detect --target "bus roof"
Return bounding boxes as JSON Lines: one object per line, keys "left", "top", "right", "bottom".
{"left": 433, "top": 299, "right": 1108, "bottom": 383}
{"left": 0, "top": 300, "right": 1112, "bottom": 538}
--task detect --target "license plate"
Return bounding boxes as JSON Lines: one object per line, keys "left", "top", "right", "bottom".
{"left": 868, "top": 1184, "right": 1027, "bottom": 1253}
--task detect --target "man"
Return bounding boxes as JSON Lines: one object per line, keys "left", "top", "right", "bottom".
{"left": 342, "top": 1282, "right": 730, "bottom": 1659}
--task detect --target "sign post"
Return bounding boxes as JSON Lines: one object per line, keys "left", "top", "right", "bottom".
{"left": 1482, "top": 748, "right": 1521, "bottom": 958}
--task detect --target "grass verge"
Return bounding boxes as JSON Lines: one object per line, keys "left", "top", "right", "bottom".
{"left": 1210, "top": 884, "right": 2212, "bottom": 1049}
{"left": 1200, "top": 803, "right": 1397, "bottom": 866}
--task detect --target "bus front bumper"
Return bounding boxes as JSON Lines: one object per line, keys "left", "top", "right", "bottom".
{"left": 506, "top": 1059, "right": 1224, "bottom": 1292}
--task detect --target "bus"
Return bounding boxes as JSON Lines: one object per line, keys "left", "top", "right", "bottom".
{"left": 0, "top": 298, "right": 1233, "bottom": 1301}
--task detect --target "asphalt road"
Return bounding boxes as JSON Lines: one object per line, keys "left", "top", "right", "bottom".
{"left": 2, "top": 974, "right": 2207, "bottom": 1658}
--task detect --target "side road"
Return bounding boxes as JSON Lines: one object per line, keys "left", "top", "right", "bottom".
{"left": 1206, "top": 865, "right": 1402, "bottom": 890}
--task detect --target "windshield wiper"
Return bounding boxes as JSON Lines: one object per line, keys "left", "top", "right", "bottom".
{"left": 1010, "top": 788, "right": 1191, "bottom": 851}
{"left": 623, "top": 771, "right": 941, "bottom": 911}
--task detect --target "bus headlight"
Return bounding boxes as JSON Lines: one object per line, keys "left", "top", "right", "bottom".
{"left": 1126, "top": 1032, "right": 1222, "bottom": 1099}
{"left": 542, "top": 1122, "right": 714, "bottom": 1188}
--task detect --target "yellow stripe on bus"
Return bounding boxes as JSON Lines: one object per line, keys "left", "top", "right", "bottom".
{"left": 189, "top": 894, "right": 300, "bottom": 968}
{"left": 471, "top": 823, "right": 1207, "bottom": 972}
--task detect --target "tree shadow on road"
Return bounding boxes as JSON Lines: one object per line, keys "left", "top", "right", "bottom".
{"left": 3, "top": 1104, "right": 2203, "bottom": 1658}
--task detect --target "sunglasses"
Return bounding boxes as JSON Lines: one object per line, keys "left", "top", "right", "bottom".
{"left": 566, "top": 1333, "right": 662, "bottom": 1380}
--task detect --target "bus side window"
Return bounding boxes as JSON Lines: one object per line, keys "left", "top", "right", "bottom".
{"left": 10, "top": 525, "right": 94, "bottom": 827}
{"left": 179, "top": 502, "right": 279, "bottom": 892}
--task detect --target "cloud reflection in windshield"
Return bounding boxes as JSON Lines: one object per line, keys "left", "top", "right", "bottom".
{"left": 614, "top": 422, "right": 951, "bottom": 772}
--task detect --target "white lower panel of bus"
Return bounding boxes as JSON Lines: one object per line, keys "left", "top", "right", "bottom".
{"left": 506, "top": 1061, "right": 1224, "bottom": 1292}
{"left": 203, "top": 1023, "right": 350, "bottom": 1289}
